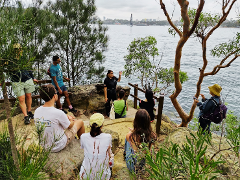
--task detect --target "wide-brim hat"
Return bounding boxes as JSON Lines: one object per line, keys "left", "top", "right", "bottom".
{"left": 89, "top": 113, "right": 104, "bottom": 127}
{"left": 208, "top": 84, "right": 222, "bottom": 96}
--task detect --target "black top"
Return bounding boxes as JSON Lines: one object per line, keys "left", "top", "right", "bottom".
{"left": 104, "top": 76, "right": 118, "bottom": 90}
{"left": 139, "top": 100, "right": 155, "bottom": 121}
{"left": 10, "top": 70, "right": 34, "bottom": 82}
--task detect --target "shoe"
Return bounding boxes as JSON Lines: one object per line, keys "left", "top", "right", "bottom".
{"left": 69, "top": 107, "right": 80, "bottom": 117}
{"left": 28, "top": 111, "right": 34, "bottom": 119}
{"left": 61, "top": 109, "right": 68, "bottom": 114}
{"left": 68, "top": 107, "right": 77, "bottom": 113}
{"left": 24, "top": 116, "right": 31, "bottom": 125}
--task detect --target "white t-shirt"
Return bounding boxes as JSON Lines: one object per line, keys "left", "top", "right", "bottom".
{"left": 34, "top": 106, "right": 70, "bottom": 152}
{"left": 79, "top": 133, "right": 113, "bottom": 180}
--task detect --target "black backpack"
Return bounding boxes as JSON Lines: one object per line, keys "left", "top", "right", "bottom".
{"left": 202, "top": 99, "right": 227, "bottom": 124}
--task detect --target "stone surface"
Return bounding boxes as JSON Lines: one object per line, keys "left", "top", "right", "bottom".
{"left": 102, "top": 128, "right": 120, "bottom": 154}
{"left": 65, "top": 84, "right": 131, "bottom": 113}
{"left": 45, "top": 138, "right": 84, "bottom": 180}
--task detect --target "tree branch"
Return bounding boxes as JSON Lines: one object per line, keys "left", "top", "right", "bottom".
{"left": 160, "top": 0, "right": 182, "bottom": 37}
{"left": 189, "top": 0, "right": 205, "bottom": 36}
{"left": 204, "top": 54, "right": 240, "bottom": 76}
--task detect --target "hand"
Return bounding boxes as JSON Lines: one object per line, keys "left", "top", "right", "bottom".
{"left": 128, "top": 127, "right": 133, "bottom": 131}
{"left": 200, "top": 94, "right": 205, "bottom": 100}
{"left": 194, "top": 99, "right": 199, "bottom": 104}
{"left": 105, "top": 97, "right": 108, "bottom": 102}
{"left": 119, "top": 71, "right": 122, "bottom": 76}
{"left": 58, "top": 89, "right": 62, "bottom": 95}
{"left": 67, "top": 115, "right": 74, "bottom": 121}
{"left": 33, "top": 79, "right": 38, "bottom": 83}
{"left": 64, "top": 77, "right": 70, "bottom": 81}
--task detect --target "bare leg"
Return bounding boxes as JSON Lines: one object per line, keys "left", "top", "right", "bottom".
{"left": 74, "top": 120, "right": 85, "bottom": 138}
{"left": 18, "top": 95, "right": 27, "bottom": 116}
{"left": 25, "top": 93, "right": 32, "bottom": 112}
{"left": 63, "top": 91, "right": 71, "bottom": 107}
{"left": 56, "top": 95, "right": 62, "bottom": 109}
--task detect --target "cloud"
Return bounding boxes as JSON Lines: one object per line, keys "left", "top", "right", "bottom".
{"left": 95, "top": 0, "right": 239, "bottom": 20}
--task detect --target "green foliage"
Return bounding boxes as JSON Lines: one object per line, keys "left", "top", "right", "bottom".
{"left": 169, "top": 8, "right": 220, "bottom": 38}
{"left": 211, "top": 32, "right": 240, "bottom": 58}
{"left": 188, "top": 8, "right": 220, "bottom": 38}
{"left": 0, "top": 127, "right": 18, "bottom": 179}
{"left": 50, "top": 0, "right": 108, "bottom": 86}
{"left": 124, "top": 36, "right": 188, "bottom": 93}
{"left": 138, "top": 132, "right": 224, "bottom": 179}
{"left": 224, "top": 111, "right": 240, "bottom": 156}
{"left": 0, "top": 125, "right": 51, "bottom": 180}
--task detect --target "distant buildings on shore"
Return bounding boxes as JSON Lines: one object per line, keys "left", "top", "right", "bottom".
{"left": 102, "top": 18, "right": 240, "bottom": 27}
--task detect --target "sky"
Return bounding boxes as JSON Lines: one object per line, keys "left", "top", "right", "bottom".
{"left": 94, "top": 0, "right": 239, "bottom": 21}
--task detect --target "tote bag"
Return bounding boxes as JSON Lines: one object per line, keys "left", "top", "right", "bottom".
{"left": 109, "top": 103, "right": 115, "bottom": 120}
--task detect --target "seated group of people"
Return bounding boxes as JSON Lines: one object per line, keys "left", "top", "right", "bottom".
{"left": 34, "top": 84, "right": 157, "bottom": 179}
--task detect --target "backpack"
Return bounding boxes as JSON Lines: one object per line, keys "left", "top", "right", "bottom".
{"left": 202, "top": 99, "right": 227, "bottom": 124}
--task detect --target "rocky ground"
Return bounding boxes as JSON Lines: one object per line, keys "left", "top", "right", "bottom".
{"left": 1, "top": 105, "right": 239, "bottom": 180}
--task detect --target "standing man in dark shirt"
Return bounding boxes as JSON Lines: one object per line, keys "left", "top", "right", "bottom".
{"left": 104, "top": 70, "right": 122, "bottom": 116}
{"left": 9, "top": 43, "right": 38, "bottom": 125}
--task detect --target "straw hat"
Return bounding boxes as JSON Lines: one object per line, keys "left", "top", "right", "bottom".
{"left": 89, "top": 113, "right": 104, "bottom": 127}
{"left": 208, "top": 84, "right": 222, "bottom": 96}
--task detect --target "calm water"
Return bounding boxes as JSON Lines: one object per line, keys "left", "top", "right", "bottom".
{"left": 102, "top": 25, "right": 240, "bottom": 120}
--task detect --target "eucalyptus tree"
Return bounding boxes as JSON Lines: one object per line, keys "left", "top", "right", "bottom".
{"left": 159, "top": 0, "right": 239, "bottom": 127}
{"left": 21, "top": 1, "right": 56, "bottom": 79}
{"left": 50, "top": 0, "right": 108, "bottom": 86}
{"left": 124, "top": 36, "right": 188, "bottom": 94}
{"left": 0, "top": 0, "right": 36, "bottom": 171}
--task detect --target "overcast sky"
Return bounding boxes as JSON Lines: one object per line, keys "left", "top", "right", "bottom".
{"left": 95, "top": 0, "right": 239, "bottom": 21}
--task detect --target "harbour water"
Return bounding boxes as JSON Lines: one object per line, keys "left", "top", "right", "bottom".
{"left": 102, "top": 25, "right": 240, "bottom": 120}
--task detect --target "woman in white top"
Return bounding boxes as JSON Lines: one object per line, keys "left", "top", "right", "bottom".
{"left": 79, "top": 113, "right": 114, "bottom": 180}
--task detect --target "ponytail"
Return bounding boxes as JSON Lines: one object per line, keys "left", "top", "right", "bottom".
{"left": 90, "top": 123, "right": 102, "bottom": 137}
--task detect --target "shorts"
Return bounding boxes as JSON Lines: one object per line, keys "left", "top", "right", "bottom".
{"left": 12, "top": 79, "right": 35, "bottom": 97}
{"left": 56, "top": 85, "right": 67, "bottom": 95}
{"left": 64, "top": 125, "right": 78, "bottom": 147}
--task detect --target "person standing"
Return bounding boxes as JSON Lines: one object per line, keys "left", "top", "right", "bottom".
{"left": 104, "top": 70, "right": 122, "bottom": 116}
{"left": 194, "top": 84, "right": 222, "bottom": 133}
{"left": 9, "top": 43, "right": 38, "bottom": 125}
{"left": 49, "top": 55, "right": 78, "bottom": 115}
{"left": 34, "top": 84, "right": 85, "bottom": 152}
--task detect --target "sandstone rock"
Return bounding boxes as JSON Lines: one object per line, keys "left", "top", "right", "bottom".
{"left": 158, "top": 120, "right": 174, "bottom": 135}
{"left": 102, "top": 128, "right": 120, "bottom": 154}
{"left": 65, "top": 84, "right": 131, "bottom": 114}
{"left": 45, "top": 138, "right": 84, "bottom": 180}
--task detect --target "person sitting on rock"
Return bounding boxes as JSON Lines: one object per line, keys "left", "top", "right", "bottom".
{"left": 79, "top": 113, "right": 114, "bottom": 180}
{"left": 124, "top": 109, "right": 157, "bottom": 173}
{"left": 49, "top": 55, "right": 79, "bottom": 115}
{"left": 114, "top": 89, "right": 128, "bottom": 119}
{"left": 139, "top": 89, "right": 155, "bottom": 122}
{"left": 34, "top": 84, "right": 85, "bottom": 152}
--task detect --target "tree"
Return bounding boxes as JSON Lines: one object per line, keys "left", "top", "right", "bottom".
{"left": 22, "top": 1, "right": 56, "bottom": 80}
{"left": 50, "top": 0, "right": 108, "bottom": 86}
{"left": 124, "top": 36, "right": 188, "bottom": 93}
{"left": 0, "top": 0, "right": 34, "bottom": 171}
{"left": 159, "top": 0, "right": 239, "bottom": 127}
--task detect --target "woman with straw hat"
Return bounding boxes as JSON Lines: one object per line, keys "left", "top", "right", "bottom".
{"left": 194, "top": 84, "right": 222, "bottom": 133}
{"left": 79, "top": 113, "right": 114, "bottom": 180}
